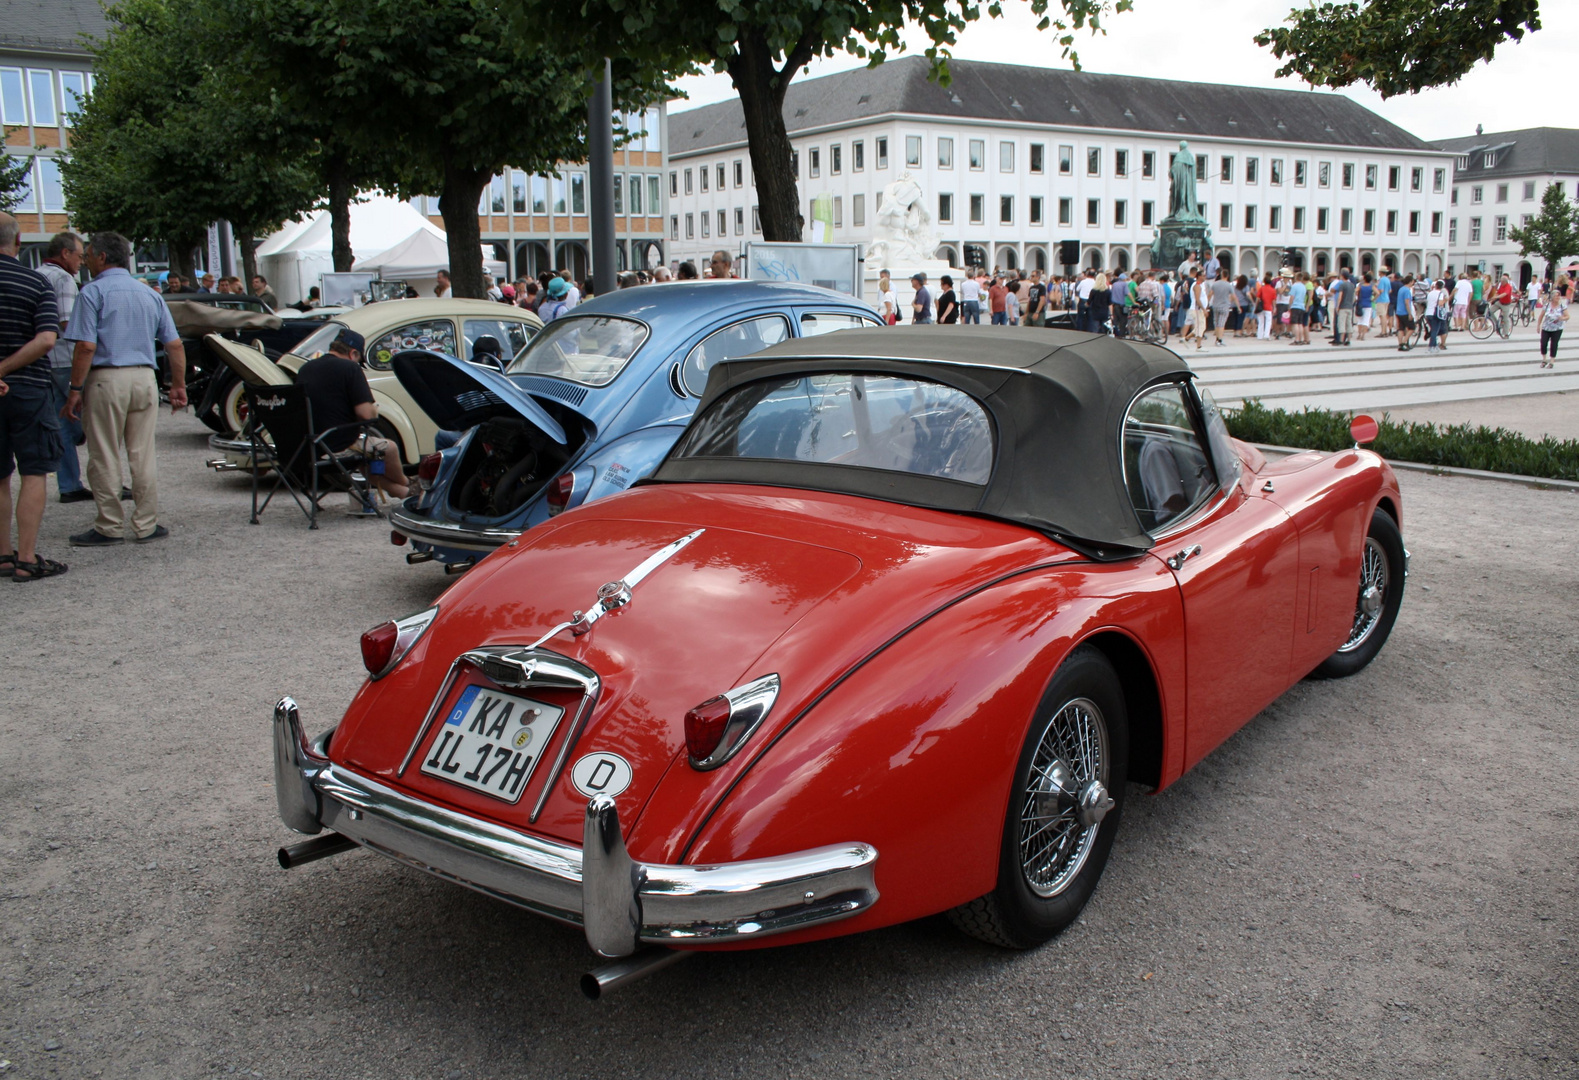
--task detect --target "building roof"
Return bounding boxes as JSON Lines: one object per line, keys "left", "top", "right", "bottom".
{"left": 0, "top": 0, "right": 108, "bottom": 56}
{"left": 669, "top": 56, "right": 1437, "bottom": 158}
{"left": 1433, "top": 127, "right": 1579, "bottom": 179}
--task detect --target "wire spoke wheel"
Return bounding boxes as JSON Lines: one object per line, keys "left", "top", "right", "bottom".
{"left": 1018, "top": 696, "right": 1109, "bottom": 898}
{"left": 1339, "top": 536, "right": 1389, "bottom": 653}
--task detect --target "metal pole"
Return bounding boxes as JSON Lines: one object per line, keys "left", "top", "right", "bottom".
{"left": 588, "top": 58, "right": 616, "bottom": 296}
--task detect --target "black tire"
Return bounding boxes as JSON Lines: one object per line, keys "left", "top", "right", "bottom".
{"left": 948, "top": 645, "right": 1128, "bottom": 949}
{"left": 1309, "top": 508, "right": 1406, "bottom": 679}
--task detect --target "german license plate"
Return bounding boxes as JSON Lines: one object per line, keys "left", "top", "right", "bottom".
{"left": 419, "top": 685, "right": 565, "bottom": 803}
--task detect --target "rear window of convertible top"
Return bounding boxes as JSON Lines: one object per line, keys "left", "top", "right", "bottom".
{"left": 671, "top": 372, "right": 993, "bottom": 485}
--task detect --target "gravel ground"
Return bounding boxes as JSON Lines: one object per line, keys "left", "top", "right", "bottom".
{"left": 2, "top": 412, "right": 1576, "bottom": 1080}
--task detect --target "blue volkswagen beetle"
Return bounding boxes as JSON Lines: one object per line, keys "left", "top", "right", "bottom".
{"left": 388, "top": 281, "right": 881, "bottom": 570}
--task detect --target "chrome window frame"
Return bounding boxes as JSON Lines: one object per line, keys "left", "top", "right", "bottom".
{"left": 678, "top": 312, "right": 792, "bottom": 397}
{"left": 1118, "top": 375, "right": 1228, "bottom": 542}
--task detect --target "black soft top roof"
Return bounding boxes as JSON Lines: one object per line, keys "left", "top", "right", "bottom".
{"left": 651, "top": 327, "right": 1193, "bottom": 555}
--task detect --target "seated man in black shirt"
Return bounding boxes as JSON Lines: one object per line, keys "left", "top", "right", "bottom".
{"left": 293, "top": 329, "right": 407, "bottom": 500}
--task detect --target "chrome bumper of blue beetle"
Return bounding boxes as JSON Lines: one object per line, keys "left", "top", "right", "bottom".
{"left": 272, "top": 697, "right": 879, "bottom": 957}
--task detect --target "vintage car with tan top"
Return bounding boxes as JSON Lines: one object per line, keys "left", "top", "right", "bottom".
{"left": 205, "top": 299, "right": 543, "bottom": 469}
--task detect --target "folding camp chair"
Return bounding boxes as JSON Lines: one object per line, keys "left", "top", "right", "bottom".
{"left": 244, "top": 384, "right": 382, "bottom": 529}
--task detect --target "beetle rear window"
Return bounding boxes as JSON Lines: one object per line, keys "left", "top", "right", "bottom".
{"left": 672, "top": 373, "right": 993, "bottom": 485}
{"left": 506, "top": 315, "right": 647, "bottom": 387}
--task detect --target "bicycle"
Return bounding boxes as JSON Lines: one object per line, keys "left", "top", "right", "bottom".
{"left": 1126, "top": 301, "right": 1168, "bottom": 346}
{"left": 1519, "top": 299, "right": 1536, "bottom": 327}
{"left": 1469, "top": 305, "right": 1510, "bottom": 340}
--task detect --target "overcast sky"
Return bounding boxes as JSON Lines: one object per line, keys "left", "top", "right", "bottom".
{"left": 670, "top": 0, "right": 1570, "bottom": 143}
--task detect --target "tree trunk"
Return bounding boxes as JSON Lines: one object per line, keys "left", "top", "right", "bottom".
{"left": 439, "top": 164, "right": 491, "bottom": 299}
{"left": 238, "top": 233, "right": 259, "bottom": 290}
{"left": 729, "top": 33, "right": 803, "bottom": 243}
{"left": 169, "top": 238, "right": 200, "bottom": 283}
{"left": 327, "top": 156, "right": 354, "bottom": 273}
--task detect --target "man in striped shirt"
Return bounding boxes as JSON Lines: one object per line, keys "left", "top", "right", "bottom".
{"left": 0, "top": 212, "right": 65, "bottom": 580}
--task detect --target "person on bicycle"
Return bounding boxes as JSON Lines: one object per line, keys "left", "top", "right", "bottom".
{"left": 1494, "top": 275, "right": 1516, "bottom": 336}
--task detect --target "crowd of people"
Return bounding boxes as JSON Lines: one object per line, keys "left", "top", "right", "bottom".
{"left": 862, "top": 248, "right": 1574, "bottom": 364}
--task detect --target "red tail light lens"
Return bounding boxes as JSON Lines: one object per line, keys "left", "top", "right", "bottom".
{"left": 545, "top": 472, "right": 576, "bottom": 515}
{"left": 359, "top": 605, "right": 440, "bottom": 679}
{"left": 684, "top": 696, "right": 732, "bottom": 761}
{"left": 417, "top": 453, "right": 442, "bottom": 482}
{"left": 361, "top": 621, "right": 399, "bottom": 675}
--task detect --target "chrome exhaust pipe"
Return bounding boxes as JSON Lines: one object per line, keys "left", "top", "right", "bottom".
{"left": 406, "top": 551, "right": 435, "bottom": 565}
{"left": 443, "top": 559, "right": 475, "bottom": 575}
{"left": 277, "top": 832, "right": 357, "bottom": 869}
{"left": 580, "top": 949, "right": 690, "bottom": 1000}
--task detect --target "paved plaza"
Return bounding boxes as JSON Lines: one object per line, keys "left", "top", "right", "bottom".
{"left": 1, "top": 412, "right": 1574, "bottom": 1079}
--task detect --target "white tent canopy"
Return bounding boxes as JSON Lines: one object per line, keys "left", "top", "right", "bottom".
{"left": 258, "top": 195, "right": 501, "bottom": 306}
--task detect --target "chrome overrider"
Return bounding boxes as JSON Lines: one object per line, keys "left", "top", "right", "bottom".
{"left": 272, "top": 695, "right": 881, "bottom": 958}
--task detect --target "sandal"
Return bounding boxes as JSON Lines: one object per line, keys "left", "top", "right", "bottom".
{"left": 0, "top": 553, "right": 13, "bottom": 577}
{"left": 13, "top": 555, "right": 68, "bottom": 582}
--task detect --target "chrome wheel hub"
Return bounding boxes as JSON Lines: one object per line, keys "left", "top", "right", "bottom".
{"left": 1019, "top": 697, "right": 1110, "bottom": 898}
{"left": 1339, "top": 537, "right": 1390, "bottom": 653}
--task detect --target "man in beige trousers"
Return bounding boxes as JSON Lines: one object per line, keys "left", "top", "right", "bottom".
{"left": 60, "top": 232, "right": 186, "bottom": 546}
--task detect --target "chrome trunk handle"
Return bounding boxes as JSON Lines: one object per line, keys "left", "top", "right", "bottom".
{"left": 1165, "top": 544, "right": 1203, "bottom": 571}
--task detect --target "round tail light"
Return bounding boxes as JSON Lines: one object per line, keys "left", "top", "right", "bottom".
{"left": 361, "top": 621, "right": 399, "bottom": 675}
{"left": 545, "top": 472, "right": 576, "bottom": 515}
{"left": 683, "top": 696, "right": 732, "bottom": 762}
{"left": 417, "top": 453, "right": 442, "bottom": 482}
{"left": 391, "top": 530, "right": 407, "bottom": 546}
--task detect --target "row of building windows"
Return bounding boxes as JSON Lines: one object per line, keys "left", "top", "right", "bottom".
{"left": 1453, "top": 180, "right": 1579, "bottom": 205}
{"left": 3, "top": 155, "right": 67, "bottom": 213}
{"left": 0, "top": 67, "right": 91, "bottom": 128}
{"left": 675, "top": 139, "right": 1449, "bottom": 195}
{"left": 1450, "top": 215, "right": 1535, "bottom": 246}
{"left": 470, "top": 171, "right": 665, "bottom": 217}
{"left": 672, "top": 207, "right": 762, "bottom": 240}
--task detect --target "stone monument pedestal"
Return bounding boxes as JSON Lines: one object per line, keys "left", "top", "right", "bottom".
{"left": 1149, "top": 218, "right": 1214, "bottom": 275}
{"left": 864, "top": 259, "right": 956, "bottom": 321}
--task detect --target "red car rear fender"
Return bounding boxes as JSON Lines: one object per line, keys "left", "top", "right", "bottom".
{"left": 668, "top": 556, "right": 1185, "bottom": 946}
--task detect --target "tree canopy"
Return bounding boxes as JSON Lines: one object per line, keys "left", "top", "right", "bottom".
{"left": 1508, "top": 182, "right": 1579, "bottom": 281}
{"left": 1255, "top": 0, "right": 1541, "bottom": 98}
{"left": 519, "top": 0, "right": 1130, "bottom": 243}
{"left": 61, "top": 0, "right": 320, "bottom": 279}
{"left": 248, "top": 0, "right": 670, "bottom": 296}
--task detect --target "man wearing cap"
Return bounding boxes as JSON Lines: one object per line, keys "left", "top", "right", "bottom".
{"left": 61, "top": 231, "right": 185, "bottom": 547}
{"left": 294, "top": 329, "right": 407, "bottom": 501}
{"left": 538, "top": 276, "right": 571, "bottom": 322}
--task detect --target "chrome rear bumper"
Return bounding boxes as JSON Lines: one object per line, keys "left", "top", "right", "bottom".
{"left": 272, "top": 697, "right": 878, "bottom": 956}
{"left": 389, "top": 509, "right": 522, "bottom": 552}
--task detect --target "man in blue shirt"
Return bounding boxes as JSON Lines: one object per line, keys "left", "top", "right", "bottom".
{"left": 61, "top": 232, "right": 187, "bottom": 546}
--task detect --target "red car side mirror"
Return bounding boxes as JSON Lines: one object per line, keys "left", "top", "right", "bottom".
{"left": 1350, "top": 414, "right": 1379, "bottom": 447}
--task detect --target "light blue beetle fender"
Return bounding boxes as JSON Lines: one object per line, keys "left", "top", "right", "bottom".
{"left": 572, "top": 425, "right": 689, "bottom": 508}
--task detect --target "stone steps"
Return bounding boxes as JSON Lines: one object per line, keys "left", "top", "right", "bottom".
{"left": 1173, "top": 325, "right": 1565, "bottom": 411}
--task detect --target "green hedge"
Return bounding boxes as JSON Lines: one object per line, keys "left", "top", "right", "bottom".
{"left": 1225, "top": 400, "right": 1579, "bottom": 482}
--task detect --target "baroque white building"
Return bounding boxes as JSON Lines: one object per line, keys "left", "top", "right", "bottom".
{"left": 667, "top": 57, "right": 1455, "bottom": 282}
{"left": 1435, "top": 127, "right": 1579, "bottom": 285}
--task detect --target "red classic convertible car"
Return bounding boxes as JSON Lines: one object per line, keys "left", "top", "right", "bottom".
{"left": 273, "top": 328, "right": 1405, "bottom": 994}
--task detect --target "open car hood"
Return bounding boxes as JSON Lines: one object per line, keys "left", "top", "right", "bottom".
{"left": 203, "top": 333, "right": 291, "bottom": 387}
{"left": 390, "top": 349, "right": 567, "bottom": 444}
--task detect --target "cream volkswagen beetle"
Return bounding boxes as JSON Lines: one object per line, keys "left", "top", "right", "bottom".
{"left": 205, "top": 299, "right": 543, "bottom": 469}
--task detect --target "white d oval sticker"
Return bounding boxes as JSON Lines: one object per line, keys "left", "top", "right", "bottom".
{"left": 570, "top": 752, "right": 633, "bottom": 798}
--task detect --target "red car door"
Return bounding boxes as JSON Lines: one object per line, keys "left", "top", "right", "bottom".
{"left": 1124, "top": 382, "right": 1298, "bottom": 772}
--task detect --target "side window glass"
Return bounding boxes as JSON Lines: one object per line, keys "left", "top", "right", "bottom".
{"left": 462, "top": 319, "right": 532, "bottom": 366}
{"left": 799, "top": 311, "right": 877, "bottom": 337}
{"left": 1196, "top": 386, "right": 1241, "bottom": 490}
{"left": 1123, "top": 382, "right": 1214, "bottom": 533}
{"left": 369, "top": 320, "right": 458, "bottom": 371}
{"left": 680, "top": 315, "right": 790, "bottom": 396}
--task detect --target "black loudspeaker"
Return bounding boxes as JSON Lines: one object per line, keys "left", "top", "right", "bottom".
{"left": 1059, "top": 240, "right": 1080, "bottom": 266}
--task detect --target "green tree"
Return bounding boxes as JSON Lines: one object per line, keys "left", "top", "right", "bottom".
{"left": 1255, "top": 0, "right": 1541, "bottom": 98}
{"left": 0, "top": 152, "right": 31, "bottom": 213}
{"left": 251, "top": 0, "right": 669, "bottom": 297}
{"left": 1508, "top": 182, "right": 1579, "bottom": 281}
{"left": 61, "top": 0, "right": 320, "bottom": 281}
{"left": 519, "top": 0, "right": 1129, "bottom": 243}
